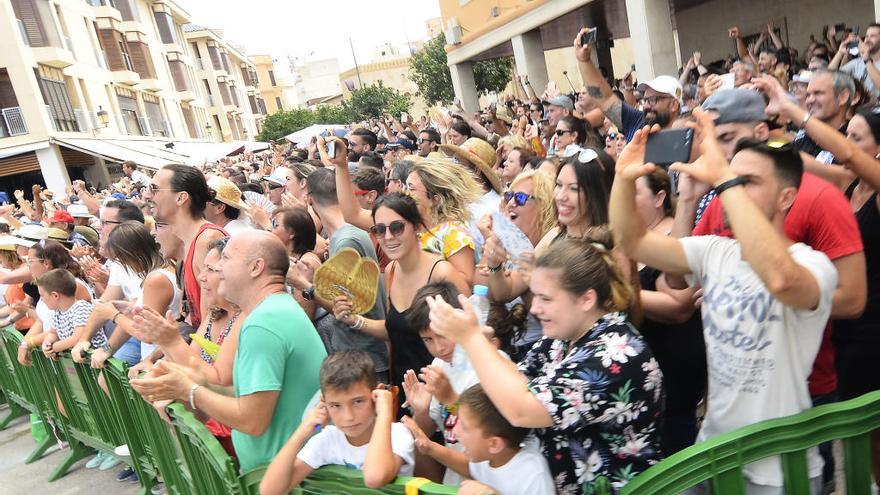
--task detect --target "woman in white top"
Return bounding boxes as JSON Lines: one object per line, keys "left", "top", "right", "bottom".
{"left": 75, "top": 221, "right": 180, "bottom": 367}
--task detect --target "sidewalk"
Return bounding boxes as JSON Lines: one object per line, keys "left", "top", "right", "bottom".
{"left": 0, "top": 405, "right": 140, "bottom": 494}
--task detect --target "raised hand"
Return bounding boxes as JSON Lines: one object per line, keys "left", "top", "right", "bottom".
{"left": 426, "top": 294, "right": 482, "bottom": 344}
{"left": 728, "top": 26, "right": 740, "bottom": 39}
{"left": 573, "top": 28, "right": 595, "bottom": 62}
{"left": 402, "top": 369, "right": 432, "bottom": 414}
{"left": 401, "top": 416, "right": 434, "bottom": 454}
{"left": 420, "top": 365, "right": 456, "bottom": 405}
{"left": 670, "top": 108, "right": 735, "bottom": 187}
{"left": 614, "top": 125, "right": 660, "bottom": 181}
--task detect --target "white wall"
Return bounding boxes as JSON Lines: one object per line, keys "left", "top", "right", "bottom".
{"left": 675, "top": 0, "right": 874, "bottom": 64}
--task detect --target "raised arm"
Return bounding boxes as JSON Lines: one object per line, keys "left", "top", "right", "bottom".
{"left": 767, "top": 23, "right": 785, "bottom": 50}
{"left": 573, "top": 28, "right": 622, "bottom": 123}
{"left": 729, "top": 27, "right": 758, "bottom": 68}
{"left": 363, "top": 389, "right": 403, "bottom": 488}
{"left": 610, "top": 127, "right": 692, "bottom": 275}
{"left": 324, "top": 137, "right": 374, "bottom": 231}
{"left": 669, "top": 108, "right": 824, "bottom": 309}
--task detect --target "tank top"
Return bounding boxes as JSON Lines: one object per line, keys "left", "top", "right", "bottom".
{"left": 835, "top": 182, "right": 880, "bottom": 341}
{"left": 137, "top": 268, "right": 183, "bottom": 357}
{"left": 385, "top": 260, "right": 443, "bottom": 396}
{"left": 183, "top": 223, "right": 227, "bottom": 328}
{"left": 5, "top": 284, "right": 34, "bottom": 331}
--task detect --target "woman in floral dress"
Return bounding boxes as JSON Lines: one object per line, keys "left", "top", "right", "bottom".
{"left": 426, "top": 238, "right": 664, "bottom": 494}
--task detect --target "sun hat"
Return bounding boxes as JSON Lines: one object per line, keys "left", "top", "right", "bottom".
{"left": 438, "top": 137, "right": 504, "bottom": 194}
{"left": 207, "top": 176, "right": 249, "bottom": 211}
{"left": 16, "top": 224, "right": 48, "bottom": 247}
{"left": 313, "top": 248, "right": 380, "bottom": 315}
{"left": 66, "top": 204, "right": 93, "bottom": 219}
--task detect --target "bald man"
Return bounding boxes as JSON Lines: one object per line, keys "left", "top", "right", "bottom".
{"left": 132, "top": 231, "right": 326, "bottom": 471}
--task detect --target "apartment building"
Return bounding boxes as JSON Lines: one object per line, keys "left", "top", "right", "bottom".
{"left": 184, "top": 25, "right": 266, "bottom": 143}
{"left": 250, "top": 54, "right": 293, "bottom": 115}
{"left": 0, "top": 0, "right": 265, "bottom": 195}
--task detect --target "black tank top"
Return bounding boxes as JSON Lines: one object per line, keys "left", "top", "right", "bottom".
{"left": 835, "top": 182, "right": 880, "bottom": 341}
{"left": 384, "top": 260, "right": 443, "bottom": 395}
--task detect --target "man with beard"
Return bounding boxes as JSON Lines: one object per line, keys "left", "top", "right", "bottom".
{"left": 348, "top": 128, "right": 378, "bottom": 164}
{"left": 142, "top": 165, "right": 226, "bottom": 328}
{"left": 831, "top": 23, "right": 880, "bottom": 98}
{"left": 573, "top": 28, "right": 681, "bottom": 142}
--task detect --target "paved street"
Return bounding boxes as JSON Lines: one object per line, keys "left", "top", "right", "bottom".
{"left": 0, "top": 405, "right": 140, "bottom": 494}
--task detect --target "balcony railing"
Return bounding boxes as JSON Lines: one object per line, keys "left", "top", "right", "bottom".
{"left": 1, "top": 107, "right": 28, "bottom": 137}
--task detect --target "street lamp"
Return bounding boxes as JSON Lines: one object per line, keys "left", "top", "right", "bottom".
{"left": 96, "top": 106, "right": 109, "bottom": 127}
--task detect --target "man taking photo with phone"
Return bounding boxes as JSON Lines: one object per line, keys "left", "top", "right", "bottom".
{"left": 573, "top": 27, "right": 682, "bottom": 142}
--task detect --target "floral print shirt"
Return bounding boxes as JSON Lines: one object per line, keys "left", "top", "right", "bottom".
{"left": 420, "top": 220, "right": 474, "bottom": 260}
{"left": 519, "top": 312, "right": 664, "bottom": 494}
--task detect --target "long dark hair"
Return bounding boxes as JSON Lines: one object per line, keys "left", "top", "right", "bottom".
{"left": 105, "top": 221, "right": 164, "bottom": 277}
{"left": 164, "top": 164, "right": 213, "bottom": 218}
{"left": 31, "top": 240, "right": 83, "bottom": 279}
{"left": 371, "top": 192, "right": 428, "bottom": 232}
{"left": 557, "top": 155, "right": 611, "bottom": 234}
{"left": 274, "top": 207, "right": 316, "bottom": 255}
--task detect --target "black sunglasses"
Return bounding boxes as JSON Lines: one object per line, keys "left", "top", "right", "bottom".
{"left": 370, "top": 221, "right": 406, "bottom": 237}
{"left": 504, "top": 191, "right": 535, "bottom": 207}
{"left": 555, "top": 129, "right": 572, "bottom": 136}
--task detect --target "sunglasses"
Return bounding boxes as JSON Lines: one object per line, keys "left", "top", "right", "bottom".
{"left": 606, "top": 132, "right": 618, "bottom": 140}
{"left": 555, "top": 129, "right": 573, "bottom": 136}
{"left": 417, "top": 137, "right": 433, "bottom": 144}
{"left": 640, "top": 95, "right": 671, "bottom": 106}
{"left": 504, "top": 191, "right": 535, "bottom": 207}
{"left": 264, "top": 182, "right": 283, "bottom": 191}
{"left": 370, "top": 220, "right": 406, "bottom": 237}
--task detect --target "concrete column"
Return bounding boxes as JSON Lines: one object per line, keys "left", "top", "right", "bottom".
{"left": 36, "top": 145, "right": 71, "bottom": 195}
{"left": 449, "top": 62, "right": 479, "bottom": 113}
{"left": 625, "top": 0, "right": 678, "bottom": 80}
{"left": 511, "top": 30, "right": 549, "bottom": 96}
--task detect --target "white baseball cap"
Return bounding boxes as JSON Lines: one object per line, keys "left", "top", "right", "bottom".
{"left": 638, "top": 75, "right": 684, "bottom": 103}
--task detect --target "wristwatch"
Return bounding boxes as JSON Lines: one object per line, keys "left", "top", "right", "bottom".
{"left": 301, "top": 286, "right": 316, "bottom": 301}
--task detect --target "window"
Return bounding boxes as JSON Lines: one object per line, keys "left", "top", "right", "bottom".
{"left": 275, "top": 96, "right": 283, "bottom": 111}
{"left": 37, "top": 74, "right": 76, "bottom": 132}
{"left": 268, "top": 69, "right": 276, "bottom": 86}
{"left": 121, "top": 109, "right": 142, "bottom": 135}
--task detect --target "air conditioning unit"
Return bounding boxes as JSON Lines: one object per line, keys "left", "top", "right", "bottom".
{"left": 74, "top": 109, "right": 91, "bottom": 132}
{"left": 137, "top": 116, "right": 152, "bottom": 136}
{"left": 162, "top": 120, "right": 174, "bottom": 138}
{"left": 446, "top": 25, "right": 463, "bottom": 45}
{"left": 490, "top": 6, "right": 500, "bottom": 17}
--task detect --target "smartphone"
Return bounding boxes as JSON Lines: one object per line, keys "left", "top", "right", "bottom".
{"left": 645, "top": 129, "right": 694, "bottom": 167}
{"left": 848, "top": 41, "right": 860, "bottom": 56}
{"left": 719, "top": 73, "right": 736, "bottom": 90}
{"left": 834, "top": 23, "right": 847, "bottom": 32}
{"left": 326, "top": 141, "right": 336, "bottom": 159}
{"left": 581, "top": 28, "right": 598, "bottom": 46}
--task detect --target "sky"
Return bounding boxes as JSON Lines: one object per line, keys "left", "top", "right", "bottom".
{"left": 183, "top": 0, "right": 442, "bottom": 73}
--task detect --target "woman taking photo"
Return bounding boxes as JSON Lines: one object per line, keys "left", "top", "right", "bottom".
{"left": 426, "top": 238, "right": 663, "bottom": 494}
{"left": 332, "top": 193, "right": 470, "bottom": 395}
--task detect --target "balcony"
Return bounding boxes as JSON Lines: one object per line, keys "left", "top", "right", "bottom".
{"left": 224, "top": 104, "right": 239, "bottom": 114}
{"left": 31, "top": 45, "right": 76, "bottom": 69}
{"left": 0, "top": 107, "right": 28, "bottom": 137}
{"left": 111, "top": 53, "right": 140, "bottom": 85}
{"left": 177, "top": 90, "right": 197, "bottom": 102}
{"left": 89, "top": 3, "right": 123, "bottom": 22}
{"left": 138, "top": 78, "right": 163, "bottom": 92}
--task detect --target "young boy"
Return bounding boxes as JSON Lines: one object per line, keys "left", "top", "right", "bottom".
{"left": 260, "top": 349, "right": 415, "bottom": 495}
{"left": 402, "top": 282, "right": 509, "bottom": 485}
{"left": 37, "top": 269, "right": 107, "bottom": 358}
{"left": 403, "top": 384, "right": 555, "bottom": 495}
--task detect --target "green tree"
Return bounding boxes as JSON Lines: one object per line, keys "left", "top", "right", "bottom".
{"left": 342, "top": 82, "right": 411, "bottom": 121}
{"left": 410, "top": 32, "right": 516, "bottom": 104}
{"left": 313, "top": 104, "right": 353, "bottom": 124}
{"left": 256, "top": 108, "right": 314, "bottom": 142}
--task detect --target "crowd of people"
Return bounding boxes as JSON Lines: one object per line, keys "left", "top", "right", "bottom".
{"left": 2, "top": 19, "right": 879, "bottom": 495}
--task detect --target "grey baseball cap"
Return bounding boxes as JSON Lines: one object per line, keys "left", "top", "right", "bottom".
{"left": 702, "top": 88, "right": 767, "bottom": 125}
{"left": 545, "top": 95, "right": 574, "bottom": 110}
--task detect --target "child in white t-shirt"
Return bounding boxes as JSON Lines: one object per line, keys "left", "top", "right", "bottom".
{"left": 403, "top": 384, "right": 555, "bottom": 495}
{"left": 260, "top": 350, "right": 415, "bottom": 495}
{"left": 401, "top": 281, "right": 512, "bottom": 485}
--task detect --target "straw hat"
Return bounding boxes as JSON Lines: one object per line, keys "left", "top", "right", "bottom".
{"left": 439, "top": 138, "right": 503, "bottom": 194}
{"left": 0, "top": 234, "right": 30, "bottom": 251}
{"left": 313, "top": 248, "right": 380, "bottom": 315}
{"left": 207, "top": 176, "right": 249, "bottom": 211}
{"left": 47, "top": 227, "right": 71, "bottom": 245}
{"left": 15, "top": 224, "right": 48, "bottom": 247}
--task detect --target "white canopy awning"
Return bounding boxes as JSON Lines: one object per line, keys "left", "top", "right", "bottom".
{"left": 0, "top": 140, "right": 51, "bottom": 160}
{"left": 284, "top": 124, "right": 345, "bottom": 144}
{"left": 53, "top": 137, "right": 176, "bottom": 170}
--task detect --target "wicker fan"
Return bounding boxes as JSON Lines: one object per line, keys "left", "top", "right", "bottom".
{"left": 313, "top": 248, "right": 380, "bottom": 315}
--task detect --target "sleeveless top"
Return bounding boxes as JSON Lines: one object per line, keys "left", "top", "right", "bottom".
{"left": 835, "top": 182, "right": 880, "bottom": 341}
{"left": 137, "top": 268, "right": 183, "bottom": 357}
{"left": 200, "top": 310, "right": 240, "bottom": 364}
{"left": 385, "top": 260, "right": 443, "bottom": 396}
{"left": 183, "top": 223, "right": 227, "bottom": 328}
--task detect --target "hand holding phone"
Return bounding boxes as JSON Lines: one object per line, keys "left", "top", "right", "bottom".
{"left": 645, "top": 129, "right": 694, "bottom": 167}
{"left": 580, "top": 28, "right": 598, "bottom": 46}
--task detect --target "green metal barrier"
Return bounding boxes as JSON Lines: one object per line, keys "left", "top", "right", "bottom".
{"left": 103, "top": 357, "right": 191, "bottom": 495}
{"left": 0, "top": 328, "right": 29, "bottom": 429}
{"left": 0, "top": 328, "right": 56, "bottom": 463}
{"left": 616, "top": 389, "right": 880, "bottom": 495}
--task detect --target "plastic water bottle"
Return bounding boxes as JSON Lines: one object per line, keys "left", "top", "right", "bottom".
{"left": 469, "top": 285, "right": 490, "bottom": 326}
{"left": 453, "top": 285, "right": 491, "bottom": 370}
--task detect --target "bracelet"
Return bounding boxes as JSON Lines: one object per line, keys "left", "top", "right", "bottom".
{"left": 799, "top": 111, "right": 812, "bottom": 129}
{"left": 112, "top": 312, "right": 122, "bottom": 324}
{"left": 488, "top": 262, "right": 504, "bottom": 273}
{"left": 20, "top": 338, "right": 29, "bottom": 349}
{"left": 524, "top": 81, "right": 531, "bottom": 86}
{"left": 714, "top": 176, "right": 748, "bottom": 195}
{"left": 350, "top": 315, "right": 365, "bottom": 331}
{"left": 189, "top": 384, "right": 200, "bottom": 410}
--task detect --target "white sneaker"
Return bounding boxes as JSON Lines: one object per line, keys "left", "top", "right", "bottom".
{"left": 113, "top": 444, "right": 130, "bottom": 457}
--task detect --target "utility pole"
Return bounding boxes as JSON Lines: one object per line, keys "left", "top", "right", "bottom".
{"left": 349, "top": 37, "right": 363, "bottom": 89}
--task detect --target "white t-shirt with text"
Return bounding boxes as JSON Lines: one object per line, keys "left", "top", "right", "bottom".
{"left": 681, "top": 236, "right": 837, "bottom": 486}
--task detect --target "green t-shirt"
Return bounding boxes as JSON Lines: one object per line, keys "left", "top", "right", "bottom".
{"left": 232, "top": 293, "right": 326, "bottom": 471}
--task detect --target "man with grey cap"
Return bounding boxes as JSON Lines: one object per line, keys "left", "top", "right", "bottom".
{"left": 543, "top": 94, "right": 573, "bottom": 157}
{"left": 573, "top": 28, "right": 681, "bottom": 142}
